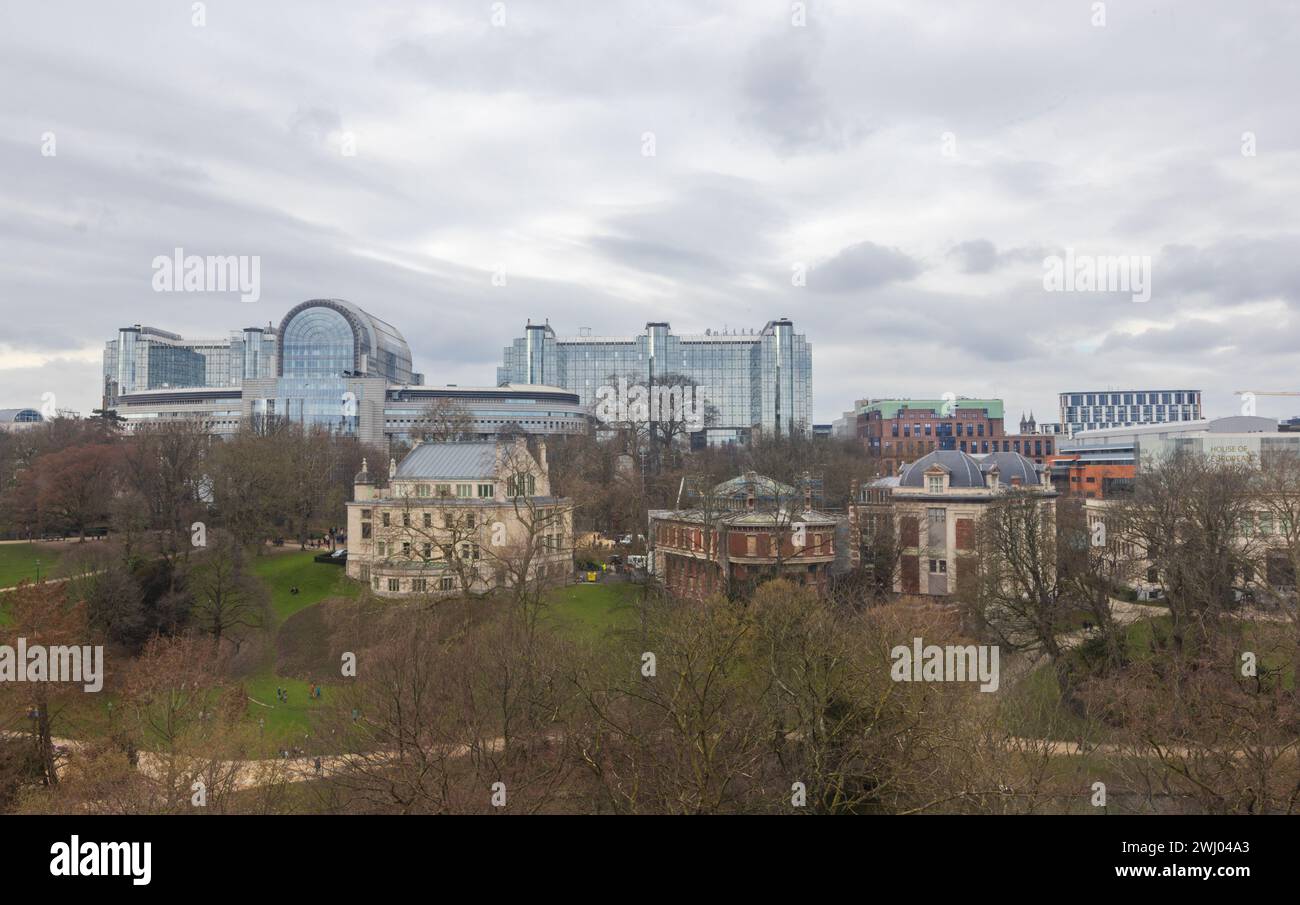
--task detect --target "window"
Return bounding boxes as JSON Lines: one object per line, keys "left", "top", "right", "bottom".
{"left": 359, "top": 565, "right": 370, "bottom": 582}
{"left": 362, "top": 522, "right": 372, "bottom": 539}
{"left": 436, "top": 484, "right": 451, "bottom": 497}
{"left": 402, "top": 541, "right": 411, "bottom": 557}
{"left": 478, "top": 484, "right": 494, "bottom": 498}
{"left": 411, "top": 578, "right": 427, "bottom": 593}
{"left": 927, "top": 476, "right": 943, "bottom": 494}
{"left": 456, "top": 483, "right": 473, "bottom": 498}
{"left": 423, "top": 512, "right": 432, "bottom": 528}
{"left": 746, "top": 535, "right": 757, "bottom": 555}
{"left": 376, "top": 541, "right": 386, "bottom": 556}
{"left": 402, "top": 512, "right": 411, "bottom": 528}
{"left": 388, "top": 578, "right": 401, "bottom": 592}
{"left": 382, "top": 512, "right": 390, "bottom": 527}
{"left": 360, "top": 509, "right": 371, "bottom": 519}
{"left": 929, "top": 559, "right": 947, "bottom": 573}
{"left": 422, "top": 543, "right": 432, "bottom": 559}
{"left": 439, "top": 576, "right": 455, "bottom": 591}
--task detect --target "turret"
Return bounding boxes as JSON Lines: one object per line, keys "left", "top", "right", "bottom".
{"left": 354, "top": 458, "right": 376, "bottom": 501}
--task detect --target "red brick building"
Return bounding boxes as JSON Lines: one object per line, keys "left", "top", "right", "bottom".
{"left": 647, "top": 473, "right": 840, "bottom": 600}
{"left": 857, "top": 398, "right": 1055, "bottom": 476}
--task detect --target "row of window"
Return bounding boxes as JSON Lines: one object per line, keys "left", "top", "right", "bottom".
{"left": 1065, "top": 392, "right": 1199, "bottom": 407}
{"left": 374, "top": 510, "right": 484, "bottom": 529}
{"left": 373, "top": 575, "right": 457, "bottom": 593}
{"left": 893, "top": 422, "right": 986, "bottom": 438}
{"left": 403, "top": 483, "right": 496, "bottom": 499}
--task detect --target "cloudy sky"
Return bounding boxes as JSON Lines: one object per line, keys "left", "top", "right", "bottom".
{"left": 3, "top": 0, "right": 1300, "bottom": 425}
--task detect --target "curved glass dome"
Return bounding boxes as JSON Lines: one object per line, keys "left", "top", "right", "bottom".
{"left": 277, "top": 299, "right": 414, "bottom": 383}
{"left": 281, "top": 306, "right": 355, "bottom": 378}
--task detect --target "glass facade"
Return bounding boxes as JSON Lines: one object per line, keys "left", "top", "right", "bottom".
{"left": 281, "top": 306, "right": 356, "bottom": 379}
{"left": 277, "top": 299, "right": 415, "bottom": 385}
{"left": 145, "top": 344, "right": 205, "bottom": 388}
{"left": 103, "top": 325, "right": 278, "bottom": 403}
{"left": 497, "top": 319, "right": 812, "bottom": 438}
{"left": 255, "top": 377, "right": 360, "bottom": 436}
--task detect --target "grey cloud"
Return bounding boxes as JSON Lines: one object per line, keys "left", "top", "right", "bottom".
{"left": 949, "top": 239, "right": 1051, "bottom": 274}
{"left": 1, "top": 0, "right": 1299, "bottom": 424}
{"left": 810, "top": 242, "right": 922, "bottom": 293}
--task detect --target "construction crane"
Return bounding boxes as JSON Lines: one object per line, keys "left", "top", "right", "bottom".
{"left": 1233, "top": 391, "right": 1300, "bottom": 420}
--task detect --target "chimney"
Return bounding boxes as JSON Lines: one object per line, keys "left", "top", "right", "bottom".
{"left": 536, "top": 438, "right": 548, "bottom": 475}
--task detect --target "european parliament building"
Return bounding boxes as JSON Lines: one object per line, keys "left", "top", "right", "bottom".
{"left": 496, "top": 319, "right": 812, "bottom": 443}
{"left": 103, "top": 299, "right": 587, "bottom": 444}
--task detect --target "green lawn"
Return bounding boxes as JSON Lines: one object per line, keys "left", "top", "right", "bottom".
{"left": 243, "top": 674, "right": 331, "bottom": 740}
{"left": 0, "top": 543, "right": 62, "bottom": 589}
{"left": 545, "top": 580, "right": 641, "bottom": 642}
{"left": 243, "top": 551, "right": 361, "bottom": 741}
{"left": 252, "top": 550, "right": 359, "bottom": 623}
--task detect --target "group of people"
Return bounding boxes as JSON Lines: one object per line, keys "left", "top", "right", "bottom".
{"left": 274, "top": 684, "right": 323, "bottom": 703}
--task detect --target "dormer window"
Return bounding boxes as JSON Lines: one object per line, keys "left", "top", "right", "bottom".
{"left": 927, "top": 475, "right": 943, "bottom": 494}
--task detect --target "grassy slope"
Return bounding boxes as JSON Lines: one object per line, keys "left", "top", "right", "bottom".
{"left": 244, "top": 551, "right": 360, "bottom": 739}
{"left": 544, "top": 580, "right": 641, "bottom": 643}
{"left": 0, "top": 544, "right": 63, "bottom": 588}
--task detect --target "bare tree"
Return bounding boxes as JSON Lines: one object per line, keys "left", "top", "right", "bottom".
{"left": 416, "top": 398, "right": 475, "bottom": 443}
{"left": 186, "top": 534, "right": 269, "bottom": 651}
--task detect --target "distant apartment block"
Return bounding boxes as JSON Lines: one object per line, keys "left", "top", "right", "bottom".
{"left": 1058, "top": 389, "right": 1202, "bottom": 436}
{"left": 497, "top": 319, "right": 812, "bottom": 443}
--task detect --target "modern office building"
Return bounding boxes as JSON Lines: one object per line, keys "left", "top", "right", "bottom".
{"left": 1058, "top": 389, "right": 1202, "bottom": 436}
{"left": 105, "top": 300, "right": 588, "bottom": 444}
{"left": 103, "top": 325, "right": 279, "bottom": 403}
{"left": 856, "top": 398, "right": 1056, "bottom": 476}
{"left": 0, "top": 408, "right": 44, "bottom": 432}
{"left": 1062, "top": 415, "right": 1287, "bottom": 470}
{"left": 497, "top": 319, "right": 812, "bottom": 443}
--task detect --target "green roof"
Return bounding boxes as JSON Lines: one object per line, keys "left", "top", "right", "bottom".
{"left": 861, "top": 398, "right": 1004, "bottom": 419}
